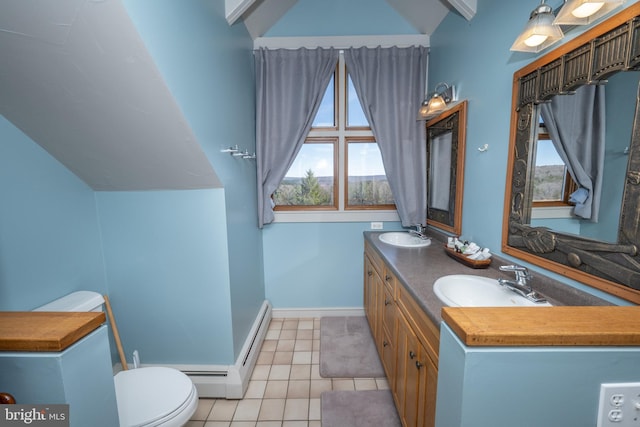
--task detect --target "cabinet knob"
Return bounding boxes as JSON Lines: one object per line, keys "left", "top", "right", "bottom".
{"left": 383, "top": 340, "right": 389, "bottom": 347}
{"left": 367, "top": 270, "right": 373, "bottom": 276}
{"left": 384, "top": 299, "right": 391, "bottom": 306}
{"left": 409, "top": 351, "right": 416, "bottom": 359}
{"left": 385, "top": 275, "right": 391, "bottom": 281}
{"left": 415, "top": 361, "right": 423, "bottom": 370}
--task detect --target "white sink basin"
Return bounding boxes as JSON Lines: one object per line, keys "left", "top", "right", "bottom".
{"left": 433, "top": 274, "right": 552, "bottom": 307}
{"left": 378, "top": 232, "right": 432, "bottom": 248}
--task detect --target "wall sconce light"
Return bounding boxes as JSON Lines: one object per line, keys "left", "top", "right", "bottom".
{"left": 553, "top": 0, "right": 625, "bottom": 25}
{"left": 418, "top": 82, "right": 456, "bottom": 120}
{"left": 511, "top": 1, "right": 564, "bottom": 52}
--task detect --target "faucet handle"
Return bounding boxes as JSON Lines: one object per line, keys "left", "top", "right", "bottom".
{"left": 500, "top": 265, "right": 531, "bottom": 281}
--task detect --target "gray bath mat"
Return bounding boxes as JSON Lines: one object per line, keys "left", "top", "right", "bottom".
{"left": 321, "top": 390, "right": 401, "bottom": 427}
{"left": 319, "top": 316, "right": 384, "bottom": 378}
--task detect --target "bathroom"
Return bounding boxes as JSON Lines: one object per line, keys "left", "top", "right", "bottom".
{"left": 1, "top": 0, "right": 639, "bottom": 426}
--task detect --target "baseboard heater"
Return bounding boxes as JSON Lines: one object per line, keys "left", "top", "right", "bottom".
{"left": 150, "top": 300, "right": 272, "bottom": 399}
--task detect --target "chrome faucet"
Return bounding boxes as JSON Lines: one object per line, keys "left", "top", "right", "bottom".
{"left": 498, "top": 265, "right": 547, "bottom": 303}
{"left": 409, "top": 224, "right": 429, "bottom": 240}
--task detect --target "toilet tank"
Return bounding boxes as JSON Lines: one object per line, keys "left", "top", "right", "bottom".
{"left": 33, "top": 291, "right": 105, "bottom": 312}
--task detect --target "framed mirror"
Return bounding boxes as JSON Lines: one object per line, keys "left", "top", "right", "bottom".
{"left": 503, "top": 5, "right": 640, "bottom": 304}
{"left": 426, "top": 101, "right": 467, "bottom": 235}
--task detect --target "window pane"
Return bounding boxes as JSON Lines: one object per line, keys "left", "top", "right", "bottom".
{"left": 347, "top": 75, "right": 368, "bottom": 127}
{"left": 533, "top": 138, "right": 567, "bottom": 201}
{"left": 274, "top": 142, "right": 335, "bottom": 206}
{"left": 347, "top": 141, "right": 394, "bottom": 206}
{"left": 312, "top": 75, "right": 335, "bottom": 128}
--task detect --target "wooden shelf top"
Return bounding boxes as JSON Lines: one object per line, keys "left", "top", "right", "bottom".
{"left": 441, "top": 306, "right": 640, "bottom": 347}
{"left": 0, "top": 312, "right": 105, "bottom": 352}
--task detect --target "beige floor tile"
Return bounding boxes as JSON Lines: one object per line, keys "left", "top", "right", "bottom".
{"left": 284, "top": 398, "right": 309, "bottom": 420}
{"left": 256, "top": 422, "right": 282, "bottom": 427}
{"left": 332, "top": 378, "right": 355, "bottom": 391}
{"left": 354, "top": 378, "right": 378, "bottom": 391}
{"left": 282, "top": 319, "right": 298, "bottom": 329}
{"left": 283, "top": 421, "right": 308, "bottom": 427}
{"left": 376, "top": 377, "right": 390, "bottom": 389}
{"left": 287, "top": 380, "right": 310, "bottom": 398}
{"left": 232, "top": 399, "right": 261, "bottom": 421}
{"left": 264, "top": 380, "right": 289, "bottom": 398}
{"left": 277, "top": 339, "right": 295, "bottom": 352}
{"left": 245, "top": 380, "right": 267, "bottom": 399}
{"left": 289, "top": 364, "right": 311, "bottom": 380}
{"left": 298, "top": 320, "right": 314, "bottom": 330}
{"left": 185, "top": 421, "right": 205, "bottom": 427}
{"left": 209, "top": 400, "right": 238, "bottom": 421}
{"left": 265, "top": 329, "right": 280, "bottom": 340}
{"left": 292, "top": 351, "right": 312, "bottom": 364}
{"left": 273, "top": 351, "right": 294, "bottom": 364}
{"left": 309, "top": 379, "right": 332, "bottom": 398}
{"left": 257, "top": 351, "right": 275, "bottom": 365}
{"left": 258, "top": 398, "right": 285, "bottom": 421}
{"left": 279, "top": 329, "right": 298, "bottom": 340}
{"left": 261, "top": 340, "right": 278, "bottom": 352}
{"left": 309, "top": 421, "right": 321, "bottom": 427}
{"left": 251, "top": 365, "right": 271, "bottom": 381}
{"left": 308, "top": 398, "right": 321, "bottom": 420}
{"left": 311, "top": 350, "right": 319, "bottom": 364}
{"left": 268, "top": 365, "right": 291, "bottom": 380}
{"left": 203, "top": 421, "right": 229, "bottom": 427}
{"left": 192, "top": 399, "right": 215, "bottom": 420}
{"left": 229, "top": 422, "right": 255, "bottom": 427}
{"left": 294, "top": 340, "right": 312, "bottom": 351}
{"left": 310, "top": 364, "right": 321, "bottom": 380}
{"left": 296, "top": 329, "right": 313, "bottom": 340}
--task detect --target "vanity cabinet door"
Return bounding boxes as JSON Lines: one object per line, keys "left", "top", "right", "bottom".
{"left": 364, "top": 252, "right": 381, "bottom": 336}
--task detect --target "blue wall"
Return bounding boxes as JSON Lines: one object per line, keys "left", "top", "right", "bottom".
{"left": 428, "top": 0, "right": 634, "bottom": 304}
{"left": 121, "top": 0, "right": 264, "bottom": 361}
{"left": 0, "top": 115, "right": 107, "bottom": 310}
{"left": 437, "top": 323, "right": 640, "bottom": 427}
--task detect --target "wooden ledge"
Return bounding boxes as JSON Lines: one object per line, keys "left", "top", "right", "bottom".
{"left": 0, "top": 312, "right": 106, "bottom": 352}
{"left": 441, "top": 306, "right": 640, "bottom": 347}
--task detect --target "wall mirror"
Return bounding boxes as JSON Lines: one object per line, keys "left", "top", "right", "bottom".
{"left": 426, "top": 101, "right": 467, "bottom": 235}
{"left": 503, "top": 4, "right": 640, "bottom": 303}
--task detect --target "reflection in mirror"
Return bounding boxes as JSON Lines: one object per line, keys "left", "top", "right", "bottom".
{"left": 530, "top": 71, "right": 639, "bottom": 244}
{"left": 426, "top": 101, "right": 467, "bottom": 235}
{"left": 503, "top": 4, "right": 640, "bottom": 303}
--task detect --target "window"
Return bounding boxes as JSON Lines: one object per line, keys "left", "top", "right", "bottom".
{"left": 532, "top": 118, "right": 577, "bottom": 206}
{"left": 272, "top": 56, "right": 396, "bottom": 221}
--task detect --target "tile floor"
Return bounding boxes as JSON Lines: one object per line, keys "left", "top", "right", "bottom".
{"left": 186, "top": 317, "right": 388, "bottom": 427}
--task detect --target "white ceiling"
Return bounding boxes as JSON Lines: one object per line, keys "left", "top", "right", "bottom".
{"left": 0, "top": 0, "right": 221, "bottom": 191}
{"left": 227, "top": 0, "right": 477, "bottom": 38}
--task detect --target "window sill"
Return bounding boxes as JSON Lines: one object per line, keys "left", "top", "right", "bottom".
{"left": 531, "top": 206, "right": 574, "bottom": 219}
{"left": 273, "top": 210, "right": 400, "bottom": 223}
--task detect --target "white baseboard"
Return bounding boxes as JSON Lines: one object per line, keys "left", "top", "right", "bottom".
{"left": 271, "top": 307, "right": 364, "bottom": 318}
{"left": 140, "top": 300, "right": 272, "bottom": 399}
{"left": 135, "top": 303, "right": 363, "bottom": 398}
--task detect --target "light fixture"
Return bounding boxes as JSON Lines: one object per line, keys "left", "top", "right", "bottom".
{"left": 553, "top": 0, "right": 625, "bottom": 25}
{"left": 418, "top": 82, "right": 455, "bottom": 120}
{"left": 511, "top": 1, "right": 564, "bottom": 53}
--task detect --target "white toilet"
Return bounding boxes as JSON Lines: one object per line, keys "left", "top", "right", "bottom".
{"left": 35, "top": 291, "right": 198, "bottom": 427}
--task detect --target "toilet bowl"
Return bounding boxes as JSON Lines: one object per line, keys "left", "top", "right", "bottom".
{"left": 35, "top": 291, "right": 198, "bottom": 427}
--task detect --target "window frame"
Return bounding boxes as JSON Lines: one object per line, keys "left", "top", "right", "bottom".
{"left": 532, "top": 127, "right": 578, "bottom": 208}
{"left": 273, "top": 54, "right": 399, "bottom": 223}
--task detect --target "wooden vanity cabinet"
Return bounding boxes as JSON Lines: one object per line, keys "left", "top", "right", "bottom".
{"left": 364, "top": 242, "right": 439, "bottom": 427}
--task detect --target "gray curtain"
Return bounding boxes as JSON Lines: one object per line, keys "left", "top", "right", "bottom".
{"left": 540, "top": 85, "right": 606, "bottom": 221}
{"left": 344, "top": 46, "right": 428, "bottom": 227}
{"left": 255, "top": 47, "right": 339, "bottom": 228}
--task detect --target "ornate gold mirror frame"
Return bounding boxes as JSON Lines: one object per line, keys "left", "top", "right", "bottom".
{"left": 426, "top": 101, "right": 467, "bottom": 235}
{"left": 502, "top": 4, "right": 640, "bottom": 304}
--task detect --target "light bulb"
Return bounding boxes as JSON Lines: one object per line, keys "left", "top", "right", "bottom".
{"left": 524, "top": 34, "right": 549, "bottom": 47}
{"left": 571, "top": 2, "right": 605, "bottom": 18}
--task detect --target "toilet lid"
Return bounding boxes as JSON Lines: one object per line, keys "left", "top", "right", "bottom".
{"left": 114, "top": 367, "right": 195, "bottom": 427}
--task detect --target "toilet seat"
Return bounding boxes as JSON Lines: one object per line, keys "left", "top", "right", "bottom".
{"left": 114, "top": 367, "right": 198, "bottom": 427}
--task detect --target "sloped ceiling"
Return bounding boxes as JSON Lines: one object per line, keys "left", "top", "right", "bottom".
{"left": 0, "top": 0, "right": 221, "bottom": 191}
{"left": 227, "top": 0, "right": 477, "bottom": 38}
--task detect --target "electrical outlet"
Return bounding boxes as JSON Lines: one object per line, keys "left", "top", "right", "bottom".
{"left": 370, "top": 222, "right": 383, "bottom": 230}
{"left": 597, "top": 382, "right": 640, "bottom": 427}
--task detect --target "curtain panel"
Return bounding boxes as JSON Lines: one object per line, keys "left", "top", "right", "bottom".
{"left": 344, "top": 46, "right": 429, "bottom": 227}
{"left": 540, "top": 85, "right": 606, "bottom": 221}
{"left": 255, "top": 47, "right": 339, "bottom": 228}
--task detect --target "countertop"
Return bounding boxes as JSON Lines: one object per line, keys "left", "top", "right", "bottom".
{"left": 364, "top": 230, "right": 630, "bottom": 346}
{"left": 0, "top": 312, "right": 106, "bottom": 352}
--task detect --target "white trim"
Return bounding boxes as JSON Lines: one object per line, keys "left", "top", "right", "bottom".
{"left": 225, "top": 0, "right": 256, "bottom": 24}
{"left": 531, "top": 206, "right": 575, "bottom": 219}
{"left": 142, "top": 300, "right": 272, "bottom": 398}
{"left": 274, "top": 210, "right": 400, "bottom": 223}
{"left": 271, "top": 307, "right": 365, "bottom": 318}
{"left": 254, "top": 34, "right": 430, "bottom": 50}
{"left": 448, "top": 0, "right": 477, "bottom": 21}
